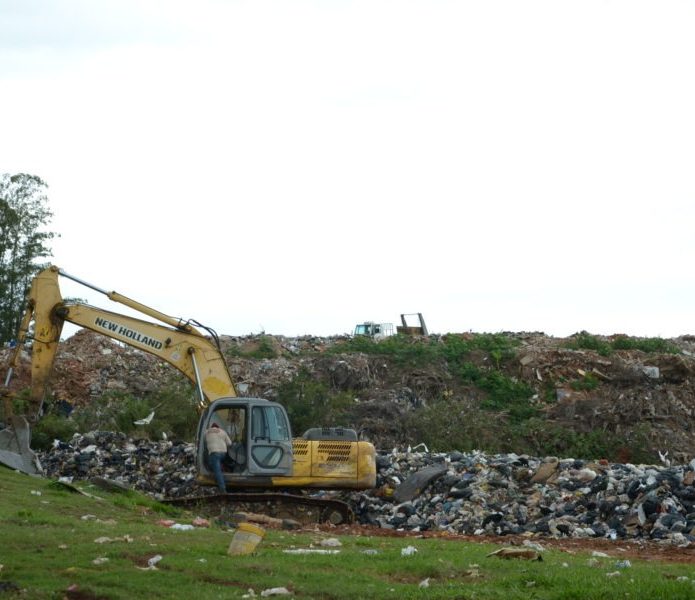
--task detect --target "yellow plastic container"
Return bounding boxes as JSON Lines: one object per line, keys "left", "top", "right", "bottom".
{"left": 227, "top": 522, "right": 266, "bottom": 556}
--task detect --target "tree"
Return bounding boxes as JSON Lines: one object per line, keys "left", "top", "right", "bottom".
{"left": 0, "top": 173, "right": 57, "bottom": 344}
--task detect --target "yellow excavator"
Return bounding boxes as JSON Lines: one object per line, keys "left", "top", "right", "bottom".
{"left": 0, "top": 266, "right": 376, "bottom": 516}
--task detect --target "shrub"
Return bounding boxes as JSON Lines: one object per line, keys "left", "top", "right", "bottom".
{"left": 565, "top": 332, "right": 612, "bottom": 356}
{"left": 570, "top": 373, "right": 600, "bottom": 391}
{"left": 227, "top": 335, "right": 279, "bottom": 359}
{"left": 564, "top": 332, "right": 679, "bottom": 356}
{"left": 275, "top": 370, "right": 353, "bottom": 435}
{"left": 611, "top": 335, "right": 679, "bottom": 354}
{"left": 32, "top": 413, "right": 80, "bottom": 450}
{"left": 456, "top": 362, "right": 537, "bottom": 423}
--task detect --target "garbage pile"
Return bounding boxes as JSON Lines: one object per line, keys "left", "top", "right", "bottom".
{"left": 39, "top": 432, "right": 200, "bottom": 500}
{"left": 355, "top": 448, "right": 695, "bottom": 545}
{"left": 38, "top": 433, "right": 695, "bottom": 545}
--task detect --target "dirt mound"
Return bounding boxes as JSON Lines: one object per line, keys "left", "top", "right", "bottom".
{"left": 4, "top": 329, "right": 695, "bottom": 460}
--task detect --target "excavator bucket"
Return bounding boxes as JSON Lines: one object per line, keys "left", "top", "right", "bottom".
{"left": 0, "top": 416, "right": 42, "bottom": 475}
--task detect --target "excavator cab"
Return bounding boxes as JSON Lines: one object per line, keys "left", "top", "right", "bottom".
{"left": 197, "top": 398, "right": 293, "bottom": 484}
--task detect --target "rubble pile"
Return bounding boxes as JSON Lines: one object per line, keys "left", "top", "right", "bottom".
{"left": 39, "top": 432, "right": 200, "bottom": 500}
{"left": 38, "top": 434, "right": 695, "bottom": 545}
{"left": 355, "top": 449, "right": 695, "bottom": 545}
{"left": 6, "top": 329, "right": 695, "bottom": 456}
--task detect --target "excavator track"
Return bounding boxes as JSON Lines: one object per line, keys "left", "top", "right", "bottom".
{"left": 163, "top": 491, "right": 354, "bottom": 526}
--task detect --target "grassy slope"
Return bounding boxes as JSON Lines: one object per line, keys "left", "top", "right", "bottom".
{"left": 1, "top": 468, "right": 694, "bottom": 599}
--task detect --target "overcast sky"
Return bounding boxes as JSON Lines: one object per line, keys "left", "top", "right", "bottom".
{"left": 1, "top": 0, "right": 693, "bottom": 339}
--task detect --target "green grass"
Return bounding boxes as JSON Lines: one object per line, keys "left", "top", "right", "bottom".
{"left": 330, "top": 332, "right": 520, "bottom": 368}
{"left": 1, "top": 467, "right": 693, "bottom": 599}
{"left": 565, "top": 332, "right": 680, "bottom": 356}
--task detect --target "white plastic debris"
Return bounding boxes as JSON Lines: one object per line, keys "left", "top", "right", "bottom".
{"left": 92, "top": 557, "right": 109, "bottom": 565}
{"left": 58, "top": 476, "right": 74, "bottom": 484}
{"left": 615, "top": 560, "right": 632, "bottom": 569}
{"left": 30, "top": 490, "right": 42, "bottom": 496}
{"left": 410, "top": 443, "right": 429, "bottom": 453}
{"left": 591, "top": 551, "right": 610, "bottom": 558}
{"left": 606, "top": 571, "right": 622, "bottom": 578}
{"left": 283, "top": 549, "right": 340, "bottom": 555}
{"left": 260, "top": 587, "right": 291, "bottom": 597}
{"left": 319, "top": 538, "right": 342, "bottom": 547}
{"left": 134, "top": 411, "right": 155, "bottom": 426}
{"left": 81, "top": 514, "right": 97, "bottom": 521}
{"left": 170, "top": 523, "right": 195, "bottom": 531}
{"left": 418, "top": 578, "right": 430, "bottom": 589}
{"left": 361, "top": 549, "right": 379, "bottom": 555}
{"left": 147, "top": 555, "right": 163, "bottom": 568}
{"left": 522, "top": 540, "right": 545, "bottom": 552}
{"left": 401, "top": 546, "right": 418, "bottom": 556}
{"left": 94, "top": 535, "right": 133, "bottom": 544}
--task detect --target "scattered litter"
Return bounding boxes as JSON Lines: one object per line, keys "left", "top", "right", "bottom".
{"left": 137, "top": 554, "right": 163, "bottom": 571}
{"left": 615, "top": 560, "right": 632, "bottom": 569}
{"left": 464, "top": 567, "right": 482, "bottom": 579}
{"left": 361, "top": 549, "right": 379, "bottom": 556}
{"left": 94, "top": 535, "right": 133, "bottom": 544}
{"left": 319, "top": 538, "right": 342, "bottom": 547}
{"left": 418, "top": 578, "right": 430, "bottom": 589}
{"left": 58, "top": 544, "right": 68, "bottom": 550}
{"left": 92, "top": 557, "right": 109, "bottom": 565}
{"left": 148, "top": 555, "right": 163, "bottom": 568}
{"left": 156, "top": 519, "right": 176, "bottom": 527}
{"left": 486, "top": 548, "right": 542, "bottom": 561}
{"left": 526, "top": 581, "right": 536, "bottom": 588}
{"left": 30, "top": 490, "right": 41, "bottom": 496}
{"left": 401, "top": 546, "right": 418, "bottom": 557}
{"left": 198, "top": 558, "right": 207, "bottom": 563}
{"left": 192, "top": 517, "right": 210, "bottom": 528}
{"left": 242, "top": 590, "right": 257, "bottom": 599}
{"left": 170, "top": 523, "right": 195, "bottom": 531}
{"left": 676, "top": 576, "right": 689, "bottom": 582}
{"left": 81, "top": 514, "right": 97, "bottom": 521}
{"left": 283, "top": 549, "right": 340, "bottom": 555}
{"left": 228, "top": 523, "right": 265, "bottom": 555}
{"left": 587, "top": 558, "right": 600, "bottom": 568}
{"left": 522, "top": 540, "right": 545, "bottom": 552}
{"left": 591, "top": 551, "right": 610, "bottom": 558}
{"left": 134, "top": 411, "right": 155, "bottom": 426}
{"left": 260, "top": 587, "right": 291, "bottom": 597}
{"left": 58, "top": 476, "right": 73, "bottom": 484}
{"left": 562, "top": 562, "right": 569, "bottom": 568}
{"left": 606, "top": 571, "right": 622, "bottom": 578}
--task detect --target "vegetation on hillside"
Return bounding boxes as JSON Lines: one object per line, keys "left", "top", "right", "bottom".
{"left": 28, "top": 329, "right": 679, "bottom": 464}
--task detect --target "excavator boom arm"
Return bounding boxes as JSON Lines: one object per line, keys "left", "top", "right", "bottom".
{"left": 5, "top": 266, "right": 236, "bottom": 424}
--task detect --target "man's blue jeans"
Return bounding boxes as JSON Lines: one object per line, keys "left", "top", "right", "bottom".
{"left": 208, "top": 451, "right": 227, "bottom": 493}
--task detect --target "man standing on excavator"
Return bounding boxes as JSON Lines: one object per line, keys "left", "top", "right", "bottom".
{"left": 204, "top": 423, "right": 232, "bottom": 493}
